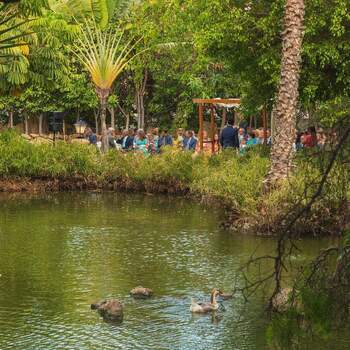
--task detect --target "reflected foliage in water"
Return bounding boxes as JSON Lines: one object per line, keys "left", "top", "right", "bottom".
{"left": 0, "top": 193, "right": 346, "bottom": 350}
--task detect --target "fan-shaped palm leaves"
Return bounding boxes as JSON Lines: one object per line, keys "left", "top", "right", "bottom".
{"left": 72, "top": 20, "right": 141, "bottom": 151}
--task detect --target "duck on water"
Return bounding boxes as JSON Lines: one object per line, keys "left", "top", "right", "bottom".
{"left": 190, "top": 289, "right": 223, "bottom": 313}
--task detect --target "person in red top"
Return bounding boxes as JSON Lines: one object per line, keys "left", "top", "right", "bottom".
{"left": 302, "top": 126, "right": 318, "bottom": 148}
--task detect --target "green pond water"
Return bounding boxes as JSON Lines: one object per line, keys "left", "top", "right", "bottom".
{"left": 0, "top": 192, "right": 348, "bottom": 350}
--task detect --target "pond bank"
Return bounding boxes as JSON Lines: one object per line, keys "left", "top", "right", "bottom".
{"left": 0, "top": 130, "right": 347, "bottom": 237}
{"left": 0, "top": 176, "right": 190, "bottom": 194}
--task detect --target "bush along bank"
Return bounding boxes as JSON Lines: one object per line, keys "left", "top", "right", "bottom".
{"left": 0, "top": 130, "right": 348, "bottom": 236}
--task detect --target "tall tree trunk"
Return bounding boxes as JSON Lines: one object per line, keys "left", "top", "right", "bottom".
{"left": 264, "top": 0, "right": 305, "bottom": 189}
{"left": 136, "top": 89, "right": 142, "bottom": 129}
{"left": 108, "top": 107, "right": 115, "bottom": 130}
{"left": 97, "top": 88, "right": 110, "bottom": 153}
{"left": 94, "top": 109, "right": 99, "bottom": 135}
{"left": 39, "top": 113, "right": 43, "bottom": 135}
{"left": 9, "top": 110, "right": 14, "bottom": 128}
{"left": 135, "top": 70, "right": 148, "bottom": 129}
{"left": 24, "top": 114, "right": 29, "bottom": 135}
{"left": 117, "top": 102, "right": 130, "bottom": 129}
{"left": 63, "top": 119, "right": 66, "bottom": 141}
{"left": 126, "top": 114, "right": 130, "bottom": 129}
{"left": 100, "top": 98, "right": 108, "bottom": 153}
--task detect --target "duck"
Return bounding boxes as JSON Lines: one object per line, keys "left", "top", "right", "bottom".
{"left": 130, "top": 286, "right": 153, "bottom": 299}
{"left": 91, "top": 299, "right": 123, "bottom": 323}
{"left": 220, "top": 292, "right": 233, "bottom": 300}
{"left": 190, "top": 288, "right": 222, "bottom": 313}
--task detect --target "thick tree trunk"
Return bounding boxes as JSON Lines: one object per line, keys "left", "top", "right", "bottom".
{"left": 264, "top": 0, "right": 305, "bottom": 189}
{"left": 39, "top": 113, "right": 43, "bottom": 135}
{"left": 96, "top": 87, "right": 110, "bottom": 152}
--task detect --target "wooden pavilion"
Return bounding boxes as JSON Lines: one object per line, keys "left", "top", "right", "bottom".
{"left": 193, "top": 98, "right": 241, "bottom": 153}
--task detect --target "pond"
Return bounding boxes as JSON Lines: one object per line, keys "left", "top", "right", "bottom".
{"left": 0, "top": 192, "right": 348, "bottom": 350}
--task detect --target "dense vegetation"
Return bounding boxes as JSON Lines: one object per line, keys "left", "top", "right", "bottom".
{"left": 1, "top": 130, "right": 348, "bottom": 238}
{"left": 1, "top": 1, "right": 350, "bottom": 348}
{"left": 1, "top": 0, "right": 349, "bottom": 130}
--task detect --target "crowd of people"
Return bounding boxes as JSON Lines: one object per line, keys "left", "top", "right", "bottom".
{"left": 294, "top": 126, "right": 327, "bottom": 150}
{"left": 84, "top": 117, "right": 323, "bottom": 156}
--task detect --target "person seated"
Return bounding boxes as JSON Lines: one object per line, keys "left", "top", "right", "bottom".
{"left": 238, "top": 128, "right": 246, "bottom": 147}
{"left": 121, "top": 129, "right": 134, "bottom": 150}
{"left": 219, "top": 117, "right": 239, "bottom": 149}
{"left": 246, "top": 132, "right": 259, "bottom": 146}
{"left": 158, "top": 129, "right": 173, "bottom": 148}
{"left": 294, "top": 131, "right": 304, "bottom": 151}
{"left": 85, "top": 127, "right": 97, "bottom": 145}
{"left": 107, "top": 128, "right": 117, "bottom": 149}
{"left": 302, "top": 126, "right": 318, "bottom": 148}
{"left": 183, "top": 130, "right": 197, "bottom": 151}
{"left": 134, "top": 129, "right": 148, "bottom": 155}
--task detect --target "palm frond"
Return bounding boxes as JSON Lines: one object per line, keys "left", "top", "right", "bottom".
{"left": 72, "top": 21, "right": 141, "bottom": 92}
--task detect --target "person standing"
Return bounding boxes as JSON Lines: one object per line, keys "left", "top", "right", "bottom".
{"left": 219, "top": 117, "right": 240, "bottom": 149}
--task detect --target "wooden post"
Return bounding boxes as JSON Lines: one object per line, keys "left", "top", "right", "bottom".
{"left": 199, "top": 104, "right": 204, "bottom": 152}
{"left": 221, "top": 108, "right": 227, "bottom": 129}
{"left": 210, "top": 106, "right": 215, "bottom": 154}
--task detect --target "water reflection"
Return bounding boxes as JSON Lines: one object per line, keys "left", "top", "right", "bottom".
{"left": 0, "top": 192, "right": 343, "bottom": 350}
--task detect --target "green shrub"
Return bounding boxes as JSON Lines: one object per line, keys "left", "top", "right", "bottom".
{"left": 0, "top": 130, "right": 347, "bottom": 229}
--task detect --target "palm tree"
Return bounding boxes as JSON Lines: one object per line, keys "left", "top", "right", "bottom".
{"left": 264, "top": 0, "right": 305, "bottom": 189}
{"left": 72, "top": 22, "right": 140, "bottom": 152}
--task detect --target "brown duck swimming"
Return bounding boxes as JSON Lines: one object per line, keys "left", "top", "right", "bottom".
{"left": 190, "top": 289, "right": 222, "bottom": 313}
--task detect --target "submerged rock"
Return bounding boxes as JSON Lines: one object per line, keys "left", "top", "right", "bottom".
{"left": 91, "top": 299, "right": 123, "bottom": 323}
{"left": 130, "top": 286, "right": 153, "bottom": 299}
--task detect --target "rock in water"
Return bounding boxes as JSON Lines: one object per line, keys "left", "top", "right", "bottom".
{"left": 130, "top": 286, "right": 153, "bottom": 299}
{"left": 91, "top": 299, "right": 123, "bottom": 323}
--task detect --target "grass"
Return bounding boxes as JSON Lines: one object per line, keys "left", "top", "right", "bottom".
{"left": 0, "top": 130, "right": 348, "bottom": 235}
{"left": 0, "top": 130, "right": 269, "bottom": 212}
